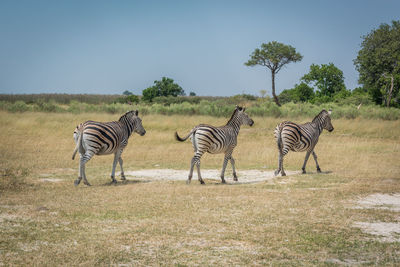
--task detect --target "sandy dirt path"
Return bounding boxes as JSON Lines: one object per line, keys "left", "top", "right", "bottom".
{"left": 124, "top": 169, "right": 300, "bottom": 184}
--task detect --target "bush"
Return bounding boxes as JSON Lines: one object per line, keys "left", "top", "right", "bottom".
{"left": 248, "top": 101, "right": 281, "bottom": 117}
{"left": 33, "top": 99, "right": 62, "bottom": 112}
{"left": 278, "top": 83, "right": 314, "bottom": 104}
{"left": 338, "top": 92, "right": 374, "bottom": 106}
{"left": 115, "top": 95, "right": 140, "bottom": 104}
{"left": 8, "top": 101, "right": 30, "bottom": 112}
{"left": 278, "top": 89, "right": 297, "bottom": 104}
{"left": 310, "top": 95, "right": 332, "bottom": 104}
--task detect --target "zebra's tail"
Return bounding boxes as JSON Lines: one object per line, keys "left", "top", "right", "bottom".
{"left": 175, "top": 130, "right": 193, "bottom": 142}
{"left": 72, "top": 128, "right": 83, "bottom": 160}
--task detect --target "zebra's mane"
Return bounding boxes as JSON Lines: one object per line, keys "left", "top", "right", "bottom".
{"left": 119, "top": 111, "right": 136, "bottom": 122}
{"left": 312, "top": 110, "right": 328, "bottom": 123}
{"left": 226, "top": 107, "right": 242, "bottom": 125}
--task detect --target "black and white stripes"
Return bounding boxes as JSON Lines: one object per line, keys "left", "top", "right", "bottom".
{"left": 175, "top": 106, "right": 254, "bottom": 184}
{"left": 72, "top": 110, "right": 146, "bottom": 186}
{"left": 274, "top": 109, "right": 334, "bottom": 176}
{"left": 71, "top": 108, "right": 334, "bottom": 186}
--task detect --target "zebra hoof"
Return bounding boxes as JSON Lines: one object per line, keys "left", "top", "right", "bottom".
{"left": 302, "top": 169, "right": 306, "bottom": 174}
{"left": 83, "top": 181, "right": 91, "bottom": 186}
{"left": 74, "top": 179, "right": 81, "bottom": 186}
{"left": 221, "top": 179, "right": 226, "bottom": 184}
{"left": 281, "top": 172, "right": 286, "bottom": 176}
{"left": 121, "top": 175, "right": 126, "bottom": 181}
{"left": 274, "top": 170, "right": 280, "bottom": 176}
{"left": 200, "top": 180, "right": 205, "bottom": 185}
{"left": 317, "top": 168, "right": 321, "bottom": 173}
{"left": 186, "top": 179, "right": 191, "bottom": 185}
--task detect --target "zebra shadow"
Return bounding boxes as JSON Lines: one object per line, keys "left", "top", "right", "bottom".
{"left": 101, "top": 179, "right": 152, "bottom": 186}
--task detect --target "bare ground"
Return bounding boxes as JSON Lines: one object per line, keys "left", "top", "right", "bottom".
{"left": 123, "top": 169, "right": 300, "bottom": 184}
{"left": 353, "top": 194, "right": 400, "bottom": 242}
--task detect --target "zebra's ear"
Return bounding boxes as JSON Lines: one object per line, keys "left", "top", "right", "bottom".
{"left": 135, "top": 110, "right": 139, "bottom": 116}
{"left": 328, "top": 109, "right": 332, "bottom": 115}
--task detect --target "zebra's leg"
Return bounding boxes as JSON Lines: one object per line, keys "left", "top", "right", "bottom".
{"left": 220, "top": 154, "right": 231, "bottom": 184}
{"left": 75, "top": 153, "right": 83, "bottom": 186}
{"left": 281, "top": 152, "right": 286, "bottom": 176}
{"left": 118, "top": 157, "right": 126, "bottom": 180}
{"left": 196, "top": 159, "right": 205, "bottom": 185}
{"left": 188, "top": 152, "right": 204, "bottom": 185}
{"left": 312, "top": 151, "right": 321, "bottom": 173}
{"left": 302, "top": 151, "right": 312, "bottom": 174}
{"left": 275, "top": 151, "right": 286, "bottom": 176}
{"left": 80, "top": 152, "right": 93, "bottom": 186}
{"left": 110, "top": 151, "right": 121, "bottom": 183}
{"left": 187, "top": 157, "right": 196, "bottom": 184}
{"left": 230, "top": 157, "right": 238, "bottom": 182}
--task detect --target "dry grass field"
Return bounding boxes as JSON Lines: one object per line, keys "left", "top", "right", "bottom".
{"left": 1, "top": 111, "right": 400, "bottom": 265}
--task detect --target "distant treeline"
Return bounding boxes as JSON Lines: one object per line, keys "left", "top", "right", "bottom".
{"left": 0, "top": 94, "right": 121, "bottom": 104}
{"left": 1, "top": 94, "right": 400, "bottom": 120}
{"left": 0, "top": 93, "right": 226, "bottom": 105}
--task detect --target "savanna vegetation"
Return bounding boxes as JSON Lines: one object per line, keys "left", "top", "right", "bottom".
{"left": 1, "top": 93, "right": 400, "bottom": 121}
{"left": 1, "top": 111, "right": 399, "bottom": 265}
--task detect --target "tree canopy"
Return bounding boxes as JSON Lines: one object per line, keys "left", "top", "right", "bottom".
{"left": 301, "top": 63, "right": 346, "bottom": 98}
{"left": 245, "top": 41, "right": 303, "bottom": 106}
{"left": 123, "top": 90, "right": 133, "bottom": 96}
{"left": 142, "top": 77, "right": 185, "bottom": 102}
{"left": 278, "top": 83, "right": 314, "bottom": 104}
{"left": 354, "top": 20, "right": 400, "bottom": 106}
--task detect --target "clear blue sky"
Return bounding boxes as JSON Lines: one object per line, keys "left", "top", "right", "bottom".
{"left": 0, "top": 0, "right": 399, "bottom": 96}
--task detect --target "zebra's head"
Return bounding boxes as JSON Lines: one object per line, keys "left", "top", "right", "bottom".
{"left": 235, "top": 106, "right": 254, "bottom": 127}
{"left": 120, "top": 110, "right": 146, "bottom": 136}
{"left": 322, "top": 109, "right": 334, "bottom": 132}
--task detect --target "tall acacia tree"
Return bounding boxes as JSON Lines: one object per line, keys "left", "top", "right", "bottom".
{"left": 245, "top": 41, "right": 303, "bottom": 106}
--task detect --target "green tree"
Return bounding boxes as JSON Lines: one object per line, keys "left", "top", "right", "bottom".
{"left": 123, "top": 90, "right": 133, "bottom": 96}
{"left": 278, "top": 82, "right": 314, "bottom": 104}
{"left": 245, "top": 41, "right": 303, "bottom": 106}
{"left": 142, "top": 86, "right": 159, "bottom": 102}
{"left": 301, "top": 63, "right": 346, "bottom": 98}
{"left": 278, "top": 89, "right": 297, "bottom": 104}
{"left": 354, "top": 20, "right": 400, "bottom": 107}
{"left": 142, "top": 77, "right": 185, "bottom": 102}
{"left": 294, "top": 82, "right": 315, "bottom": 102}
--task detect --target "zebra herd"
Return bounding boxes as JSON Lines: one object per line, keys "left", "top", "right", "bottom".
{"left": 72, "top": 106, "right": 334, "bottom": 186}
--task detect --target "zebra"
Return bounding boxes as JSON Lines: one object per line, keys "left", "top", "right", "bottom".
{"left": 175, "top": 106, "right": 254, "bottom": 184}
{"left": 72, "top": 110, "right": 146, "bottom": 186}
{"left": 274, "top": 109, "right": 334, "bottom": 176}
